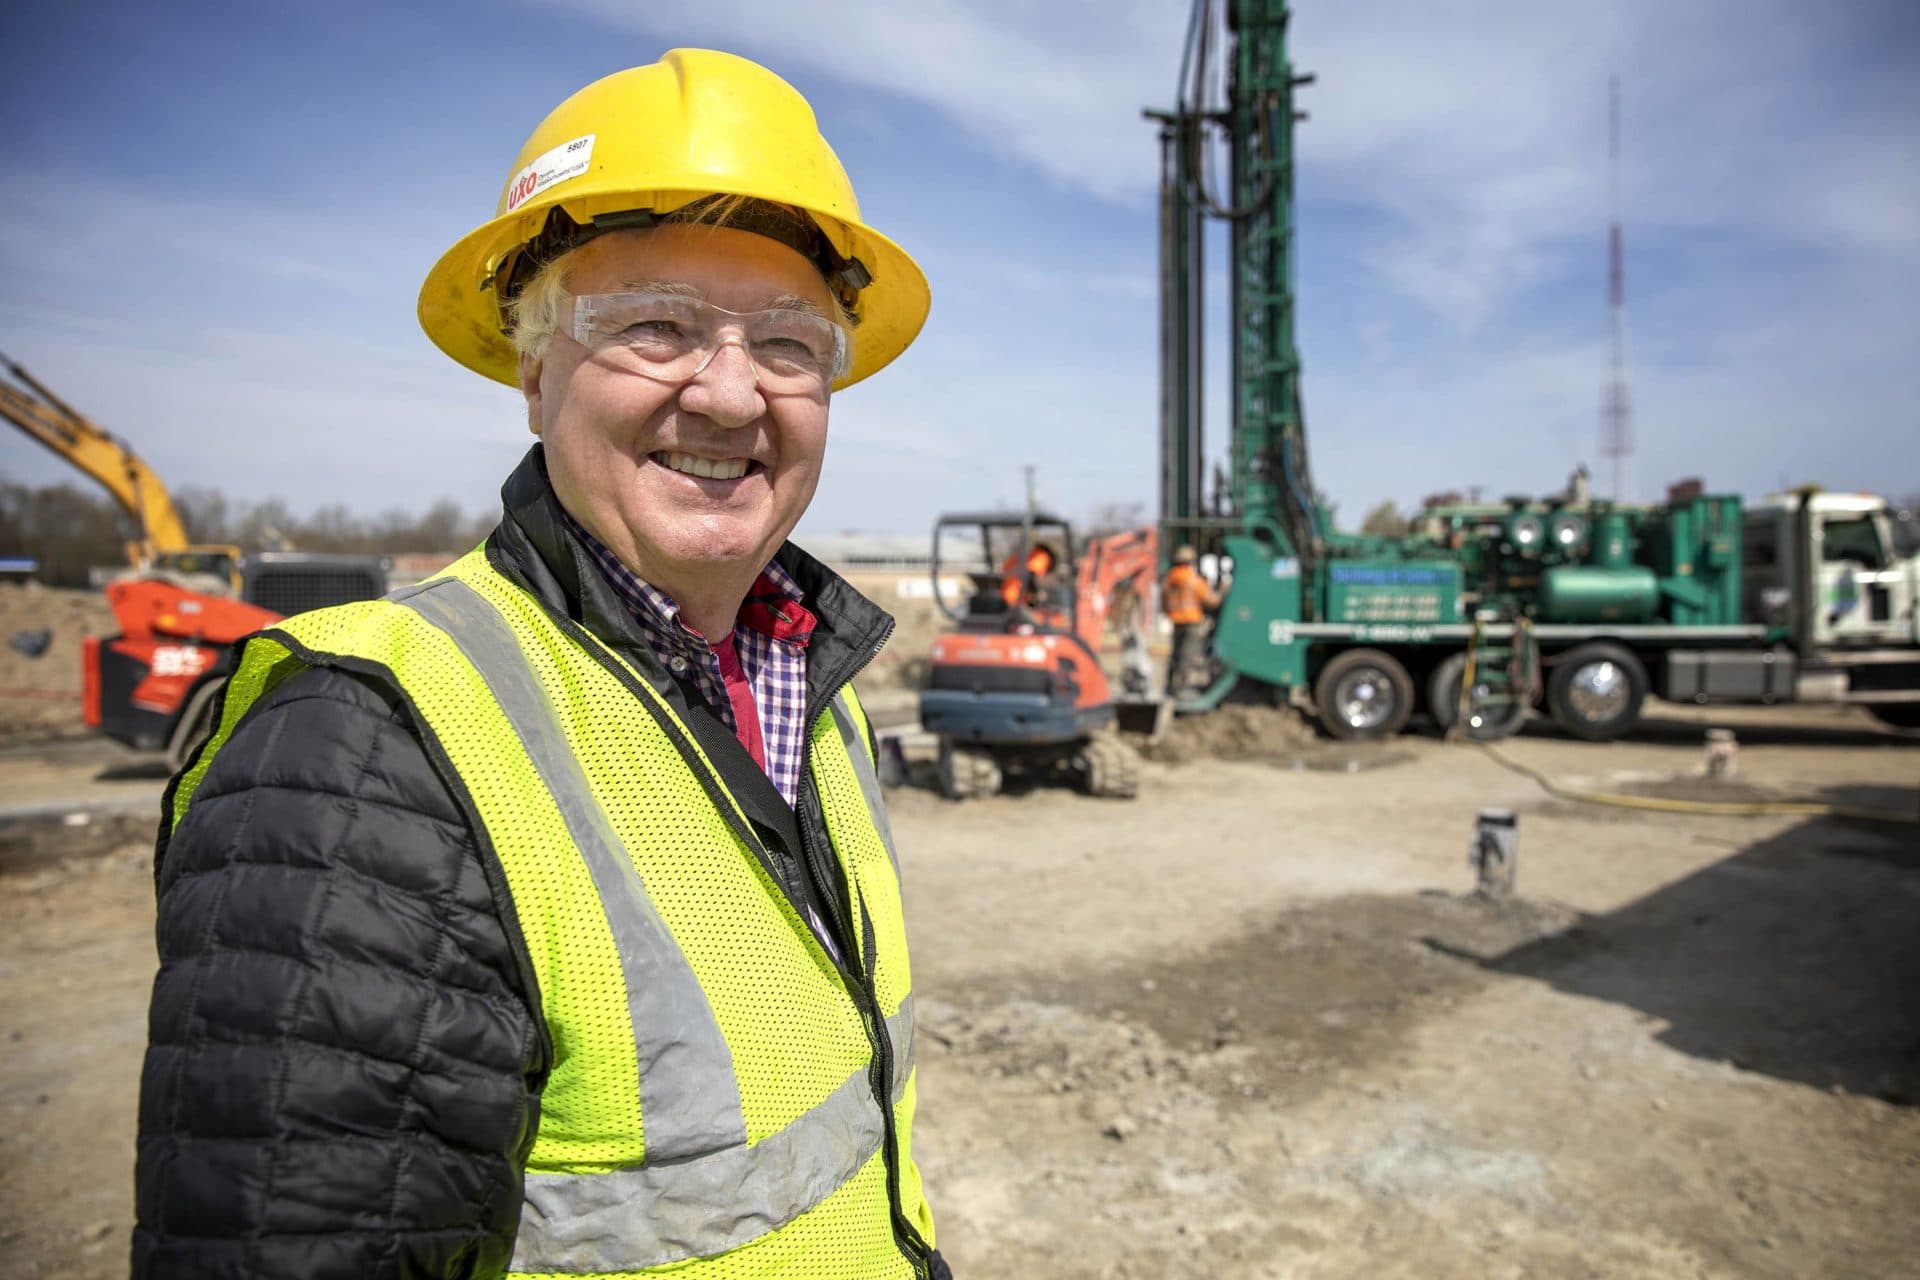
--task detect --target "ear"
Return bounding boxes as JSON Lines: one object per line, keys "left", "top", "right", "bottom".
{"left": 518, "top": 352, "right": 545, "bottom": 437}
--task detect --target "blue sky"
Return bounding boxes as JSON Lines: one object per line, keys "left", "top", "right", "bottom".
{"left": 2, "top": 0, "right": 1915, "bottom": 541}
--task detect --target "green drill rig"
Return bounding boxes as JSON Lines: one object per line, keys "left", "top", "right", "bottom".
{"left": 1147, "top": 0, "right": 1920, "bottom": 741}
{"left": 1150, "top": 0, "right": 1459, "bottom": 734}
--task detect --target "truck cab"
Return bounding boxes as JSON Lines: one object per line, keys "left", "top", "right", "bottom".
{"left": 1745, "top": 492, "right": 1920, "bottom": 649}
{"left": 1742, "top": 492, "right": 1920, "bottom": 728}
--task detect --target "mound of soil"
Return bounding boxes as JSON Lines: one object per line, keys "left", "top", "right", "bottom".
{"left": 1139, "top": 702, "right": 1317, "bottom": 764}
{"left": 0, "top": 583, "right": 114, "bottom": 742}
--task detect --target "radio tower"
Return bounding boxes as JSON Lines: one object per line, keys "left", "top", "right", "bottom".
{"left": 1599, "top": 76, "right": 1633, "bottom": 501}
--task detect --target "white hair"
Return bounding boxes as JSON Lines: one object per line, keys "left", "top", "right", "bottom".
{"left": 506, "top": 251, "right": 576, "bottom": 364}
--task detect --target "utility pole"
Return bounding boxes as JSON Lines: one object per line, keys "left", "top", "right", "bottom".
{"left": 1022, "top": 464, "right": 1037, "bottom": 552}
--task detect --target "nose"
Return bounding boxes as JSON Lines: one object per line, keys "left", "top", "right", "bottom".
{"left": 677, "top": 338, "right": 765, "bottom": 430}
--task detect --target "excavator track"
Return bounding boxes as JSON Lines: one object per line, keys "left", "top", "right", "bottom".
{"left": 1075, "top": 733, "right": 1140, "bottom": 800}
{"left": 936, "top": 741, "right": 1004, "bottom": 800}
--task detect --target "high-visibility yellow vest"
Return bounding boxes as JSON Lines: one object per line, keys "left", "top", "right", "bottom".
{"left": 168, "top": 548, "right": 935, "bottom": 1278}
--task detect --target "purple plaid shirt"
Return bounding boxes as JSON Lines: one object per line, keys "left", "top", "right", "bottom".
{"left": 561, "top": 510, "right": 813, "bottom": 806}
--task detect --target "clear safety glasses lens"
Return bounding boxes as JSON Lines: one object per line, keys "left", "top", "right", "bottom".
{"left": 568, "top": 291, "right": 846, "bottom": 392}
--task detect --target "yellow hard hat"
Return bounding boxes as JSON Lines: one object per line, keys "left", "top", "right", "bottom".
{"left": 1174, "top": 545, "right": 1198, "bottom": 563}
{"left": 418, "top": 49, "right": 930, "bottom": 389}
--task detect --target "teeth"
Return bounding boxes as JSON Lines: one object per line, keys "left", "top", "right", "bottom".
{"left": 657, "top": 451, "right": 750, "bottom": 481}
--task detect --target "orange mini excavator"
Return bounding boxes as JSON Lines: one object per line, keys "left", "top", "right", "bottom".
{"left": 920, "top": 512, "right": 1161, "bottom": 799}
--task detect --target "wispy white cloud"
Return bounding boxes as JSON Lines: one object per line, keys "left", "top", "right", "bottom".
{"left": 538, "top": 0, "right": 1188, "bottom": 201}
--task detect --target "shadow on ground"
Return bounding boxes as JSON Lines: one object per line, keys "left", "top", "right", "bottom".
{"left": 95, "top": 757, "right": 174, "bottom": 782}
{"left": 1472, "top": 787, "right": 1920, "bottom": 1103}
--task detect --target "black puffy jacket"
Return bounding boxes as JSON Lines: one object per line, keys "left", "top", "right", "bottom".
{"left": 134, "top": 447, "right": 948, "bottom": 1279}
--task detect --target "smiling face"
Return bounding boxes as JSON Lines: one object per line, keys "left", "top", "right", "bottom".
{"left": 521, "top": 223, "right": 835, "bottom": 613}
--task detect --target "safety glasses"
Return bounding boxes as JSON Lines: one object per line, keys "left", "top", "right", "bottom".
{"left": 567, "top": 291, "right": 848, "bottom": 393}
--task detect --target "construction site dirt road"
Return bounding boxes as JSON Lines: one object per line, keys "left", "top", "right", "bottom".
{"left": 1, "top": 701, "right": 1915, "bottom": 1278}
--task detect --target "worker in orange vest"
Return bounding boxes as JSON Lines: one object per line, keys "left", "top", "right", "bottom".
{"left": 1162, "top": 544, "right": 1223, "bottom": 694}
{"left": 1000, "top": 541, "right": 1059, "bottom": 611}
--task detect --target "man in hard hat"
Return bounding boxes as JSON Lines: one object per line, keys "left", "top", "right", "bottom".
{"left": 998, "top": 539, "right": 1060, "bottom": 611}
{"left": 1162, "top": 544, "right": 1223, "bottom": 695}
{"left": 135, "top": 51, "right": 948, "bottom": 1280}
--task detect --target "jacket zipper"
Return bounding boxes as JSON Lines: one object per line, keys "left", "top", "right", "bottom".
{"left": 794, "top": 623, "right": 930, "bottom": 1277}
{"left": 796, "top": 770, "right": 930, "bottom": 1277}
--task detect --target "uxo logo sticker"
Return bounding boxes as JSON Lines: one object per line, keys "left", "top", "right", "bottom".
{"left": 504, "top": 134, "right": 596, "bottom": 212}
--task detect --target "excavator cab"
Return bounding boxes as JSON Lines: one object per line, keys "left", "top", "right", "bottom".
{"left": 920, "top": 512, "right": 1157, "bottom": 800}
{"left": 932, "top": 513, "right": 1075, "bottom": 631}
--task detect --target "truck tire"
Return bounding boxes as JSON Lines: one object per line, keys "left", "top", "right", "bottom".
{"left": 1428, "top": 652, "right": 1527, "bottom": 741}
{"left": 1314, "top": 648, "right": 1415, "bottom": 740}
{"left": 1866, "top": 704, "right": 1920, "bottom": 730}
{"left": 1546, "top": 642, "right": 1647, "bottom": 741}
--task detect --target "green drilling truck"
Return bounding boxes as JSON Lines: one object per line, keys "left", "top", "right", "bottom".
{"left": 1151, "top": 0, "right": 1920, "bottom": 741}
{"left": 1207, "top": 480, "right": 1920, "bottom": 740}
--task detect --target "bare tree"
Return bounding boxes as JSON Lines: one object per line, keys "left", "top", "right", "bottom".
{"left": 0, "top": 477, "right": 136, "bottom": 586}
{"left": 0, "top": 477, "right": 499, "bottom": 583}
{"left": 1083, "top": 500, "right": 1148, "bottom": 538}
{"left": 1359, "top": 499, "right": 1409, "bottom": 539}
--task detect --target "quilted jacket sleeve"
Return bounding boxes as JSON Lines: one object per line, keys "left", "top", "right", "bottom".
{"left": 133, "top": 664, "right": 546, "bottom": 1279}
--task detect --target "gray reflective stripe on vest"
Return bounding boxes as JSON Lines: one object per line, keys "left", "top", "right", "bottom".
{"left": 394, "top": 579, "right": 746, "bottom": 1161}
{"left": 514, "top": 1061, "right": 887, "bottom": 1274}
{"left": 886, "top": 996, "right": 914, "bottom": 1103}
{"left": 827, "top": 692, "right": 901, "bottom": 877}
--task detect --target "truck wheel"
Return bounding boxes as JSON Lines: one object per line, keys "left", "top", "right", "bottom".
{"left": 1314, "top": 648, "right": 1414, "bottom": 740}
{"left": 1428, "top": 652, "right": 1527, "bottom": 741}
{"left": 936, "top": 741, "right": 1003, "bottom": 800}
{"left": 1866, "top": 704, "right": 1920, "bottom": 730}
{"left": 1546, "top": 643, "right": 1647, "bottom": 741}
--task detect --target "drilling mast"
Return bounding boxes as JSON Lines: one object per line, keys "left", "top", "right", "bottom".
{"left": 1149, "top": 0, "right": 1319, "bottom": 575}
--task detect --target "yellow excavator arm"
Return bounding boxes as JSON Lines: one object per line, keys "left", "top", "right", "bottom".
{"left": 2, "top": 353, "right": 239, "bottom": 588}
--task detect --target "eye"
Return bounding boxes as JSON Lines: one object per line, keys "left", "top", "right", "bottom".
{"left": 622, "top": 318, "right": 684, "bottom": 339}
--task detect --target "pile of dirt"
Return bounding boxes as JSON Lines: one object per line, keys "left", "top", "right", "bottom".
{"left": 915, "top": 995, "right": 1242, "bottom": 1144}
{"left": 1138, "top": 701, "right": 1317, "bottom": 764}
{"left": 918, "top": 997, "right": 1189, "bottom": 1096}
{"left": 0, "top": 583, "right": 114, "bottom": 742}
{"left": 845, "top": 579, "right": 943, "bottom": 694}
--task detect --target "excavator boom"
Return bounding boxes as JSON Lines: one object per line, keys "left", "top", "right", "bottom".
{"left": 0, "top": 352, "right": 194, "bottom": 559}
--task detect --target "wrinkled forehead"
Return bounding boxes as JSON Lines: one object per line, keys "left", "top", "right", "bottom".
{"left": 563, "top": 224, "right": 836, "bottom": 315}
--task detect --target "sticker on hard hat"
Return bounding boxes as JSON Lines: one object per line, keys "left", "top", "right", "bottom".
{"left": 505, "top": 134, "right": 596, "bottom": 212}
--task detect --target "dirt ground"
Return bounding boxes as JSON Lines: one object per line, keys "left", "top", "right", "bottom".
{"left": 1, "top": 697, "right": 1916, "bottom": 1278}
